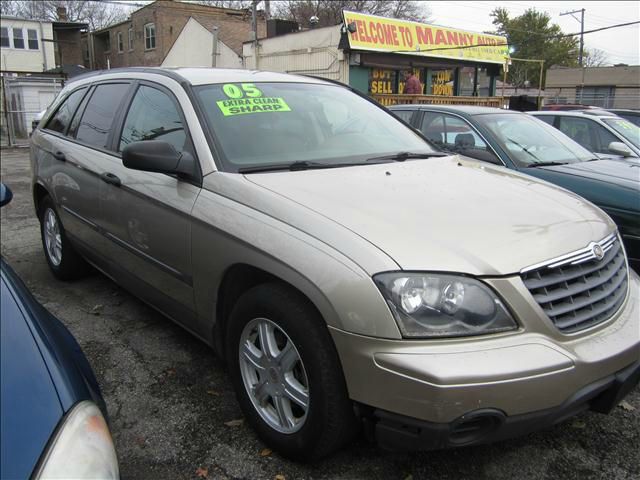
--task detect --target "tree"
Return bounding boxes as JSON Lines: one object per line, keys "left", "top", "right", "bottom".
{"left": 491, "top": 7, "right": 580, "bottom": 88}
{"left": 1, "top": 0, "right": 131, "bottom": 30}
{"left": 583, "top": 48, "right": 609, "bottom": 67}
{"left": 272, "top": 1, "right": 432, "bottom": 29}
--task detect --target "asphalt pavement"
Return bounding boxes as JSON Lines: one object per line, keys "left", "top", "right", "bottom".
{"left": 1, "top": 147, "right": 639, "bottom": 480}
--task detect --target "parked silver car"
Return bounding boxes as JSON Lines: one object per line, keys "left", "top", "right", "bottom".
{"left": 530, "top": 110, "right": 640, "bottom": 158}
{"left": 30, "top": 68, "right": 640, "bottom": 460}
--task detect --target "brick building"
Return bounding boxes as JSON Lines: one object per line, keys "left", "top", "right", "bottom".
{"left": 84, "top": 0, "right": 266, "bottom": 70}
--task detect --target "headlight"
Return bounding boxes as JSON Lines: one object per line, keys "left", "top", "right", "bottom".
{"left": 35, "top": 401, "right": 119, "bottom": 479}
{"left": 374, "top": 273, "right": 517, "bottom": 338}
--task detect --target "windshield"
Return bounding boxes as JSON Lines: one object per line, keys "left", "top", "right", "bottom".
{"left": 478, "top": 113, "right": 594, "bottom": 167}
{"left": 602, "top": 118, "right": 640, "bottom": 148}
{"left": 195, "top": 82, "right": 434, "bottom": 171}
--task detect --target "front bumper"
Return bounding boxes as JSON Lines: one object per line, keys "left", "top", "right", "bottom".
{"left": 368, "top": 359, "right": 640, "bottom": 450}
{"left": 330, "top": 270, "right": 640, "bottom": 447}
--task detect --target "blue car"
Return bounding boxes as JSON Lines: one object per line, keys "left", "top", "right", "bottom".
{"left": 1, "top": 184, "right": 119, "bottom": 479}
{"left": 389, "top": 105, "right": 640, "bottom": 271}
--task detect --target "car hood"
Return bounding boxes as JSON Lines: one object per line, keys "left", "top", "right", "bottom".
{"left": 245, "top": 156, "right": 615, "bottom": 275}
{"left": 1, "top": 270, "right": 62, "bottom": 480}
{"left": 535, "top": 159, "right": 640, "bottom": 188}
{"left": 524, "top": 159, "right": 640, "bottom": 216}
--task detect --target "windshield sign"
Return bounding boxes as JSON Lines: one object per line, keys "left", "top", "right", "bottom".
{"left": 603, "top": 118, "right": 640, "bottom": 148}
{"left": 479, "top": 114, "right": 594, "bottom": 167}
{"left": 196, "top": 82, "right": 434, "bottom": 172}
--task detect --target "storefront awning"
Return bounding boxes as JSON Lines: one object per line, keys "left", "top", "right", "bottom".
{"left": 342, "top": 10, "right": 509, "bottom": 65}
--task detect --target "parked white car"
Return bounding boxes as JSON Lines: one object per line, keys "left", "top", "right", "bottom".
{"left": 530, "top": 110, "right": 640, "bottom": 159}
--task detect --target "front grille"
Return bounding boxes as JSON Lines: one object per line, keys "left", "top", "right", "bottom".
{"left": 522, "top": 235, "right": 628, "bottom": 333}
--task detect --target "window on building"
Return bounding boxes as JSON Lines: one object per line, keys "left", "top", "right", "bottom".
{"left": 1, "top": 27, "right": 9, "bottom": 48}
{"left": 117, "top": 32, "right": 123, "bottom": 53}
{"left": 45, "top": 88, "right": 87, "bottom": 134}
{"left": 120, "top": 85, "right": 189, "bottom": 154}
{"left": 144, "top": 23, "right": 156, "bottom": 50}
{"left": 128, "top": 27, "right": 134, "bottom": 50}
{"left": 104, "top": 33, "right": 111, "bottom": 52}
{"left": 75, "top": 83, "right": 130, "bottom": 149}
{"left": 13, "top": 28, "right": 24, "bottom": 49}
{"left": 27, "top": 29, "right": 38, "bottom": 50}
{"left": 458, "top": 67, "right": 475, "bottom": 96}
{"left": 430, "top": 69, "right": 455, "bottom": 96}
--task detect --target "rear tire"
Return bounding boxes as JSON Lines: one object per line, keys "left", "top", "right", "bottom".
{"left": 226, "top": 283, "right": 358, "bottom": 461}
{"left": 39, "top": 195, "right": 90, "bottom": 280}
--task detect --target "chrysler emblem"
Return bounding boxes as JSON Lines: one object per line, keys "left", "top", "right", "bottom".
{"left": 592, "top": 243, "right": 604, "bottom": 261}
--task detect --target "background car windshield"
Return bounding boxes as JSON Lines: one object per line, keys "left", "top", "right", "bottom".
{"left": 479, "top": 114, "right": 594, "bottom": 167}
{"left": 195, "top": 82, "right": 433, "bottom": 171}
{"left": 602, "top": 118, "right": 640, "bottom": 148}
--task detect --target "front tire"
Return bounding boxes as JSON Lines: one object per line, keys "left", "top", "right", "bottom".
{"left": 226, "top": 283, "right": 357, "bottom": 460}
{"left": 39, "top": 195, "right": 90, "bottom": 280}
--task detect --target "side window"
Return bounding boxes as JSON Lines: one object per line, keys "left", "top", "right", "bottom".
{"left": 558, "top": 117, "right": 595, "bottom": 151}
{"left": 592, "top": 123, "right": 621, "bottom": 154}
{"left": 119, "top": 85, "right": 188, "bottom": 154}
{"left": 392, "top": 110, "right": 414, "bottom": 124}
{"left": 45, "top": 88, "right": 87, "bottom": 134}
{"left": 420, "top": 112, "right": 446, "bottom": 146}
{"left": 535, "top": 115, "right": 555, "bottom": 126}
{"left": 75, "top": 83, "right": 130, "bottom": 149}
{"left": 441, "top": 115, "right": 487, "bottom": 151}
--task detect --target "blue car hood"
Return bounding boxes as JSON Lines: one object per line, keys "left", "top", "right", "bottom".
{"left": 1, "top": 274, "right": 62, "bottom": 480}
{"left": 524, "top": 159, "right": 640, "bottom": 213}
{"left": 532, "top": 159, "right": 640, "bottom": 190}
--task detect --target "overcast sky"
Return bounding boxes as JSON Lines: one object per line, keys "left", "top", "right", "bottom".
{"left": 426, "top": 1, "right": 640, "bottom": 66}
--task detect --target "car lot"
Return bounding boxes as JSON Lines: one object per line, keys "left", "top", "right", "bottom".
{"left": 1, "top": 147, "right": 639, "bottom": 480}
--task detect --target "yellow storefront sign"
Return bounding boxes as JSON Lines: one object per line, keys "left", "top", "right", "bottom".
{"left": 343, "top": 10, "right": 509, "bottom": 64}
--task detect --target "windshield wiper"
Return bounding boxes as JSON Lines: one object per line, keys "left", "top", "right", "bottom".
{"left": 506, "top": 138, "right": 541, "bottom": 162}
{"left": 526, "top": 161, "right": 569, "bottom": 168}
{"left": 238, "top": 160, "right": 369, "bottom": 174}
{"left": 366, "top": 151, "right": 447, "bottom": 163}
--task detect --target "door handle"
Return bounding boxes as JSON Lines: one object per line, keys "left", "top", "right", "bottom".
{"left": 53, "top": 151, "right": 66, "bottom": 161}
{"left": 100, "top": 172, "right": 121, "bottom": 187}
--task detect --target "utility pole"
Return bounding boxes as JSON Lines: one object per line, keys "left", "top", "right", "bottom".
{"left": 560, "top": 8, "right": 585, "bottom": 66}
{"left": 252, "top": 0, "right": 260, "bottom": 69}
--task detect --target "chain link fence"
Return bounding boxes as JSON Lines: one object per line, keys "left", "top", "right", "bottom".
{"left": 1, "top": 75, "right": 64, "bottom": 147}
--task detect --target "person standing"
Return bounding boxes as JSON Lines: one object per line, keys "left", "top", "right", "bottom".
{"left": 404, "top": 70, "right": 423, "bottom": 94}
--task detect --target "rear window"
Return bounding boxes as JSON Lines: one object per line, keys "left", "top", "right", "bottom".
{"left": 45, "top": 88, "right": 87, "bottom": 134}
{"left": 195, "top": 82, "right": 433, "bottom": 172}
{"left": 75, "top": 83, "right": 130, "bottom": 149}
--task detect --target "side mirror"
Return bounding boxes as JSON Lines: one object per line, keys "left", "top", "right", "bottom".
{"left": 122, "top": 141, "right": 195, "bottom": 178}
{"left": 608, "top": 141, "right": 633, "bottom": 157}
{"left": 0, "top": 183, "right": 13, "bottom": 207}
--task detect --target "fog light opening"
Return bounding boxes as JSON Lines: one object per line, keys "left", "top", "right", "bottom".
{"left": 449, "top": 410, "right": 505, "bottom": 445}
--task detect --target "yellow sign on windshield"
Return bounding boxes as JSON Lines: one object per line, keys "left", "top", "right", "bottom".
{"left": 217, "top": 97, "right": 291, "bottom": 116}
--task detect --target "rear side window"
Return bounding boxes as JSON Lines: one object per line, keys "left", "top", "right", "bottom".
{"left": 559, "top": 117, "right": 598, "bottom": 152}
{"left": 392, "top": 110, "right": 414, "bottom": 123}
{"left": 535, "top": 115, "right": 555, "bottom": 126}
{"left": 119, "top": 85, "right": 188, "bottom": 154}
{"left": 45, "top": 88, "right": 87, "bottom": 134}
{"left": 75, "top": 83, "right": 130, "bottom": 149}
